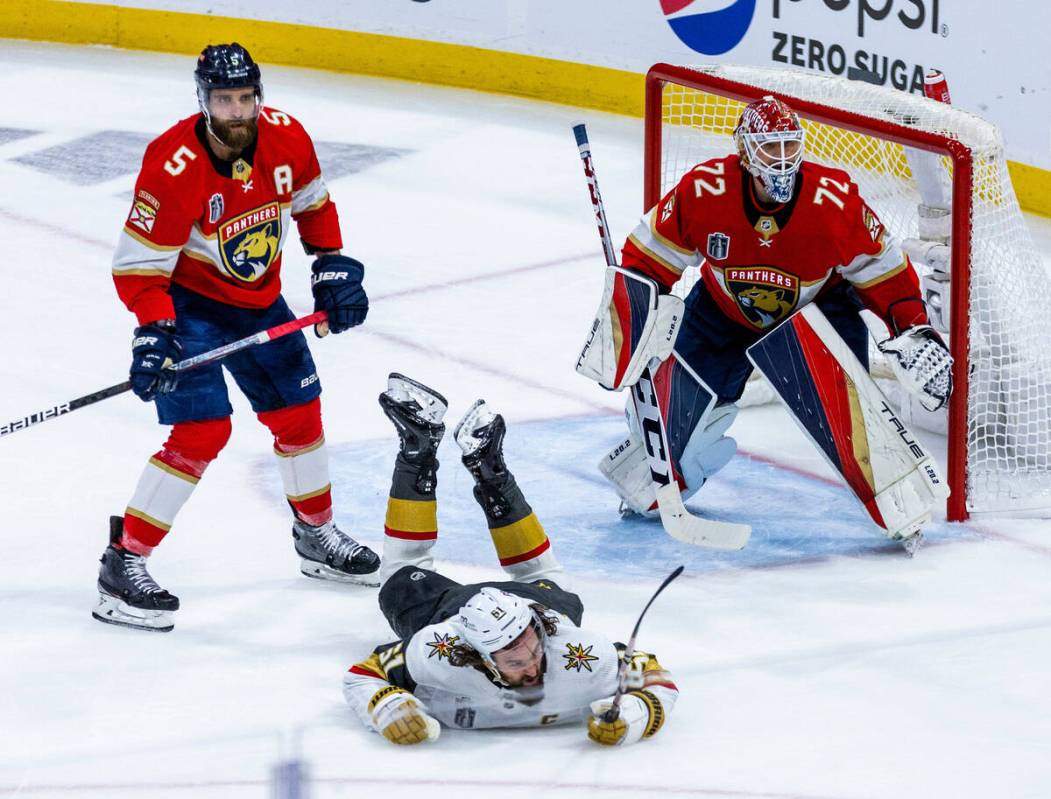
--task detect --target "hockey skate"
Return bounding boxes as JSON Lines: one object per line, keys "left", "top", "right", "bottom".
{"left": 378, "top": 372, "right": 448, "bottom": 493}
{"left": 293, "top": 519, "right": 381, "bottom": 586}
{"left": 895, "top": 529, "right": 924, "bottom": 558}
{"left": 454, "top": 400, "right": 512, "bottom": 519}
{"left": 92, "top": 516, "right": 179, "bottom": 632}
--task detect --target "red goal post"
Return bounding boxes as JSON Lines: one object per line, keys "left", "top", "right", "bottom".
{"left": 643, "top": 63, "right": 1051, "bottom": 522}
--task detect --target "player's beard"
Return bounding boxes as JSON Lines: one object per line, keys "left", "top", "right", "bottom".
{"left": 210, "top": 117, "right": 257, "bottom": 151}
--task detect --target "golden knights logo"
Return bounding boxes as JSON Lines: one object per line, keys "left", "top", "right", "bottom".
{"left": 563, "top": 642, "right": 600, "bottom": 673}
{"left": 219, "top": 202, "right": 281, "bottom": 283}
{"left": 706, "top": 231, "right": 730, "bottom": 260}
{"left": 426, "top": 632, "right": 458, "bottom": 661}
{"left": 726, "top": 266, "right": 799, "bottom": 329}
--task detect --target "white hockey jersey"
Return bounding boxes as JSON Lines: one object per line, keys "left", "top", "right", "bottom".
{"left": 343, "top": 611, "right": 678, "bottom": 733}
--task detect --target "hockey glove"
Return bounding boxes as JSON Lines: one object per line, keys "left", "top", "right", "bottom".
{"left": 877, "top": 324, "right": 953, "bottom": 412}
{"left": 311, "top": 254, "right": 368, "bottom": 335}
{"left": 129, "top": 321, "right": 180, "bottom": 402}
{"left": 587, "top": 689, "right": 666, "bottom": 747}
{"left": 368, "top": 686, "right": 440, "bottom": 745}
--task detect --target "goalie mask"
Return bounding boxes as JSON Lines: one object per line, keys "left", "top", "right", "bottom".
{"left": 734, "top": 96, "right": 805, "bottom": 203}
{"left": 456, "top": 587, "right": 543, "bottom": 685}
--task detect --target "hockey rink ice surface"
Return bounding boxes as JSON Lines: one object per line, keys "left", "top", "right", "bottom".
{"left": 3, "top": 42, "right": 1051, "bottom": 799}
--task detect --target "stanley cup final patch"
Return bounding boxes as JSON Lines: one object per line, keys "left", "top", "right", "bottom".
{"left": 707, "top": 232, "right": 730, "bottom": 260}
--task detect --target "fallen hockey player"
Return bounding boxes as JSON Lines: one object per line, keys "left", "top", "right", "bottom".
{"left": 342, "top": 374, "right": 679, "bottom": 745}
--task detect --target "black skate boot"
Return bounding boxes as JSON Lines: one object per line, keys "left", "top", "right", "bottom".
{"left": 293, "top": 519, "right": 381, "bottom": 586}
{"left": 454, "top": 400, "right": 513, "bottom": 519}
{"left": 92, "top": 516, "right": 179, "bottom": 632}
{"left": 378, "top": 372, "right": 448, "bottom": 495}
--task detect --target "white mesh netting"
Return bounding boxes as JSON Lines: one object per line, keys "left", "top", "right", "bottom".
{"left": 655, "top": 64, "right": 1051, "bottom": 516}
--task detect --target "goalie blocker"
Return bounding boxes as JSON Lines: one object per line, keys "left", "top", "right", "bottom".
{"left": 576, "top": 266, "right": 683, "bottom": 392}
{"left": 747, "top": 305, "right": 949, "bottom": 551}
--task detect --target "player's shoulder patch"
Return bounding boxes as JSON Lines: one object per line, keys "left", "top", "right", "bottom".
{"left": 860, "top": 200, "right": 885, "bottom": 244}
{"left": 562, "top": 641, "right": 602, "bottom": 673}
{"left": 424, "top": 631, "right": 460, "bottom": 661}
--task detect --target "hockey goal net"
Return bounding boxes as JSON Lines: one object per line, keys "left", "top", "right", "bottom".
{"left": 645, "top": 63, "right": 1051, "bottom": 521}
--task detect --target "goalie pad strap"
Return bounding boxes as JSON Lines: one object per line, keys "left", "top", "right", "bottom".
{"left": 576, "top": 267, "right": 683, "bottom": 391}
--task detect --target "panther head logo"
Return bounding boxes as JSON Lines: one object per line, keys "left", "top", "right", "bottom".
{"left": 231, "top": 223, "right": 277, "bottom": 279}
{"left": 725, "top": 267, "right": 799, "bottom": 329}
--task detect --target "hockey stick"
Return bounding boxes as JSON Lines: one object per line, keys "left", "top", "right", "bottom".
{"left": 572, "top": 122, "right": 751, "bottom": 550}
{"left": 603, "top": 564, "right": 684, "bottom": 723}
{"left": 1, "top": 311, "right": 327, "bottom": 438}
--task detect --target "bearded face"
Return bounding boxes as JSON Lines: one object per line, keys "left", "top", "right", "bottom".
{"left": 210, "top": 116, "right": 257, "bottom": 150}
{"left": 204, "top": 87, "right": 260, "bottom": 152}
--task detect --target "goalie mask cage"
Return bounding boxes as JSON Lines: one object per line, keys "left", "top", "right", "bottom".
{"left": 645, "top": 63, "right": 1051, "bottom": 521}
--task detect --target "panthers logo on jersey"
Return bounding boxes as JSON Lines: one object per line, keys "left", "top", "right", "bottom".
{"left": 218, "top": 202, "right": 282, "bottom": 283}
{"left": 725, "top": 266, "right": 799, "bottom": 329}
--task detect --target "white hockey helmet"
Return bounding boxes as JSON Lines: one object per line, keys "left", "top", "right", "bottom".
{"left": 456, "top": 587, "right": 535, "bottom": 661}
{"left": 734, "top": 95, "right": 805, "bottom": 203}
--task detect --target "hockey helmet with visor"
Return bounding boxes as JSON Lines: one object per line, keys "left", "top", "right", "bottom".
{"left": 734, "top": 95, "right": 805, "bottom": 203}
{"left": 457, "top": 587, "right": 545, "bottom": 686}
{"left": 194, "top": 43, "right": 263, "bottom": 129}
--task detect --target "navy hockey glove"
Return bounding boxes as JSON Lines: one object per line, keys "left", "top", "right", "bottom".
{"left": 311, "top": 254, "right": 368, "bottom": 335}
{"left": 129, "top": 322, "right": 181, "bottom": 402}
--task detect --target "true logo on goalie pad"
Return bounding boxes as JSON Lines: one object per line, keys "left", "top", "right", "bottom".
{"left": 706, "top": 232, "right": 730, "bottom": 260}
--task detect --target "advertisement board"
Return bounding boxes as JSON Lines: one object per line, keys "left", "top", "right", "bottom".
{"left": 34, "top": 0, "right": 1051, "bottom": 171}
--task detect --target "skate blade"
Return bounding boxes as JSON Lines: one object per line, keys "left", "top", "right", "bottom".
{"left": 386, "top": 373, "right": 448, "bottom": 424}
{"left": 453, "top": 399, "right": 497, "bottom": 455}
{"left": 92, "top": 593, "right": 174, "bottom": 632}
{"left": 300, "top": 559, "right": 380, "bottom": 587}
{"left": 899, "top": 532, "right": 924, "bottom": 558}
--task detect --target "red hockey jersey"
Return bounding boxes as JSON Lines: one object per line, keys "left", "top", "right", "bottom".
{"left": 113, "top": 108, "right": 341, "bottom": 324}
{"left": 622, "top": 155, "right": 927, "bottom": 334}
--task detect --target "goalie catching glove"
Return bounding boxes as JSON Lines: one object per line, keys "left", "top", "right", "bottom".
{"left": 878, "top": 324, "right": 953, "bottom": 412}
{"left": 576, "top": 266, "right": 683, "bottom": 391}
{"left": 587, "top": 689, "right": 667, "bottom": 747}
{"left": 368, "top": 686, "right": 440, "bottom": 745}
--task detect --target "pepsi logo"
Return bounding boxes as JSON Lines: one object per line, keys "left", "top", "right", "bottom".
{"left": 661, "top": 0, "right": 757, "bottom": 55}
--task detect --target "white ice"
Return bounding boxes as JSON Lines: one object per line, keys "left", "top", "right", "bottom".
{"left": 1, "top": 41, "right": 1050, "bottom": 799}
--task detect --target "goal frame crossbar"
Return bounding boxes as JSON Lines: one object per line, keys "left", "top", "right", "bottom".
{"left": 644, "top": 63, "right": 974, "bottom": 521}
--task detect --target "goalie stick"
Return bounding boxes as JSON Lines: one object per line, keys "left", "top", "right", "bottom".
{"left": 1, "top": 311, "right": 328, "bottom": 439}
{"left": 572, "top": 122, "right": 751, "bottom": 550}
{"left": 604, "top": 564, "right": 684, "bottom": 723}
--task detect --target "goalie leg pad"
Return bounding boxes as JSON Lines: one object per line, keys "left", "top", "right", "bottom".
{"left": 747, "top": 305, "right": 948, "bottom": 541}
{"left": 600, "top": 369, "right": 738, "bottom": 516}
{"left": 576, "top": 266, "right": 683, "bottom": 391}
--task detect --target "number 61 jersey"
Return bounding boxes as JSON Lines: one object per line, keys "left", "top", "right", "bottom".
{"left": 343, "top": 613, "right": 679, "bottom": 732}
{"left": 622, "top": 155, "right": 929, "bottom": 334}
{"left": 112, "top": 108, "right": 341, "bottom": 324}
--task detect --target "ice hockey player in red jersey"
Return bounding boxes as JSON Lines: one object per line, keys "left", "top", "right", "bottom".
{"left": 342, "top": 374, "right": 678, "bottom": 745}
{"left": 93, "top": 43, "right": 378, "bottom": 633}
{"left": 585, "top": 96, "right": 952, "bottom": 549}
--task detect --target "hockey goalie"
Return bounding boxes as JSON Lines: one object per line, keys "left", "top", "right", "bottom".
{"left": 578, "top": 95, "right": 953, "bottom": 553}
